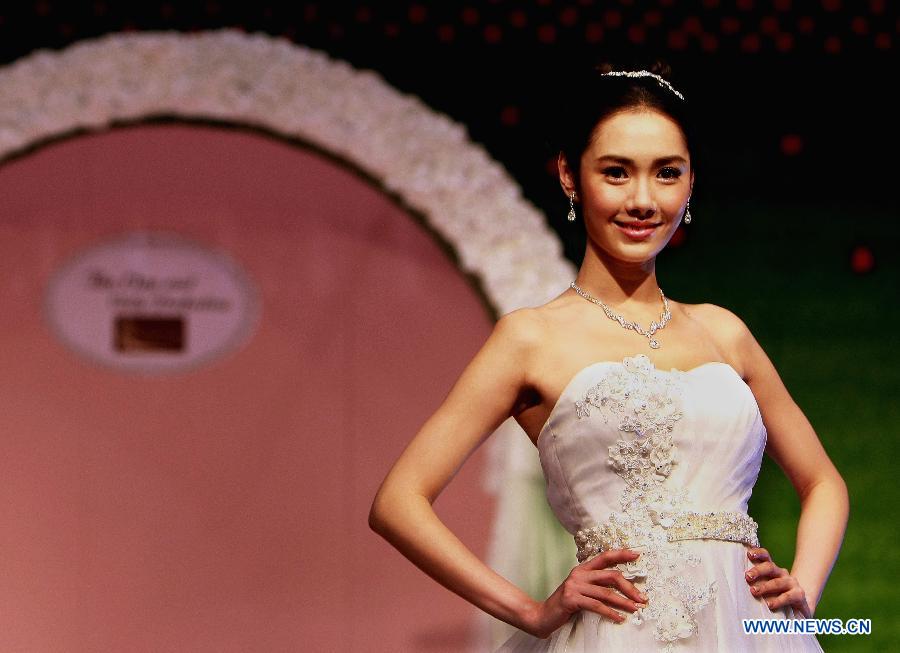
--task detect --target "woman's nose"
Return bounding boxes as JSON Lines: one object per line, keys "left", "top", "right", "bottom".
{"left": 625, "top": 180, "right": 658, "bottom": 218}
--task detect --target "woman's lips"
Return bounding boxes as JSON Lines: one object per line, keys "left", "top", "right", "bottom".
{"left": 614, "top": 221, "right": 661, "bottom": 240}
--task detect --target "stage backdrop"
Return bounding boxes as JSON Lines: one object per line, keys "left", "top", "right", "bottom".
{"left": 0, "top": 123, "right": 497, "bottom": 652}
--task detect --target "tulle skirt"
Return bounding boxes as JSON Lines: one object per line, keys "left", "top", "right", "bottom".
{"left": 494, "top": 541, "right": 823, "bottom": 653}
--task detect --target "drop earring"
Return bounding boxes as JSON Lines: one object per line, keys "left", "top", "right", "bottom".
{"left": 683, "top": 199, "right": 692, "bottom": 224}
{"left": 567, "top": 192, "right": 577, "bottom": 222}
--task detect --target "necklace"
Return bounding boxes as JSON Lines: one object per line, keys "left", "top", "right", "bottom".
{"left": 569, "top": 281, "right": 671, "bottom": 349}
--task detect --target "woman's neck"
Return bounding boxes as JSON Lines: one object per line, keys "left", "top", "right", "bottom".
{"left": 574, "top": 247, "right": 661, "bottom": 308}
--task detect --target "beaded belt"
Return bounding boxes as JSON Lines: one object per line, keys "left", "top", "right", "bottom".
{"left": 574, "top": 510, "right": 760, "bottom": 563}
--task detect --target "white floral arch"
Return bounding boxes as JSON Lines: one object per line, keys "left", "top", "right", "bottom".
{"left": 0, "top": 29, "right": 576, "bottom": 648}
{"left": 0, "top": 29, "right": 574, "bottom": 313}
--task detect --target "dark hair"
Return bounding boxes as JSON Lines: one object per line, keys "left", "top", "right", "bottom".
{"left": 552, "top": 59, "right": 699, "bottom": 195}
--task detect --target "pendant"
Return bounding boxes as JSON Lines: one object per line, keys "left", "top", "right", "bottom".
{"left": 649, "top": 338, "right": 660, "bottom": 349}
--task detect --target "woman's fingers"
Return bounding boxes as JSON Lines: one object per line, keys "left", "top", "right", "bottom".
{"left": 745, "top": 560, "right": 784, "bottom": 583}
{"left": 588, "top": 548, "right": 640, "bottom": 569}
{"left": 750, "top": 575, "right": 795, "bottom": 598}
{"left": 586, "top": 569, "right": 648, "bottom": 604}
{"left": 747, "top": 546, "right": 770, "bottom": 562}
{"left": 577, "top": 581, "right": 643, "bottom": 613}
{"left": 765, "top": 586, "right": 808, "bottom": 613}
{"left": 576, "top": 594, "right": 628, "bottom": 623}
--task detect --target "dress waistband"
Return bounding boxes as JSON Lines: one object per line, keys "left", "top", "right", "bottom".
{"left": 574, "top": 509, "right": 760, "bottom": 563}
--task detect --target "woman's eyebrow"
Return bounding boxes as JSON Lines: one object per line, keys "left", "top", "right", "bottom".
{"left": 596, "top": 155, "right": 688, "bottom": 166}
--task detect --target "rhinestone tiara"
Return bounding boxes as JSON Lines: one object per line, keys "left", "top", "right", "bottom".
{"left": 600, "top": 69, "right": 686, "bottom": 102}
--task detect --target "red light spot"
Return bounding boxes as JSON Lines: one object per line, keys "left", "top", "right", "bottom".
{"left": 760, "top": 16, "right": 779, "bottom": 35}
{"left": 702, "top": 0, "right": 720, "bottom": 8}
{"left": 797, "top": 16, "right": 815, "bottom": 33}
{"left": 560, "top": 7, "right": 578, "bottom": 27}
{"left": 776, "top": 32, "right": 794, "bottom": 51}
{"left": 538, "top": 24, "right": 557, "bottom": 43}
{"left": 668, "top": 30, "right": 688, "bottom": 50}
{"left": 684, "top": 16, "right": 703, "bottom": 35}
{"left": 355, "top": 6, "right": 372, "bottom": 22}
{"left": 628, "top": 25, "right": 646, "bottom": 44}
{"left": 604, "top": 10, "right": 622, "bottom": 28}
{"left": 510, "top": 10, "right": 527, "bottom": 28}
{"left": 384, "top": 22, "right": 400, "bottom": 37}
{"left": 408, "top": 5, "right": 427, "bottom": 24}
{"left": 701, "top": 33, "right": 719, "bottom": 51}
{"left": 870, "top": 0, "right": 885, "bottom": 14}
{"left": 875, "top": 32, "right": 892, "bottom": 49}
{"left": 822, "top": 0, "right": 841, "bottom": 11}
{"left": 780, "top": 134, "right": 803, "bottom": 156}
{"left": 501, "top": 106, "right": 520, "bottom": 126}
{"left": 721, "top": 17, "right": 741, "bottom": 34}
{"left": 644, "top": 10, "right": 662, "bottom": 27}
{"left": 437, "top": 24, "right": 455, "bottom": 42}
{"left": 484, "top": 24, "right": 503, "bottom": 43}
{"left": 546, "top": 156, "right": 560, "bottom": 177}
{"left": 824, "top": 35, "right": 841, "bottom": 52}
{"left": 774, "top": 0, "right": 792, "bottom": 10}
{"left": 585, "top": 22, "right": 604, "bottom": 42}
{"left": 851, "top": 16, "right": 868, "bottom": 34}
{"left": 850, "top": 245, "right": 875, "bottom": 273}
{"left": 669, "top": 227, "right": 687, "bottom": 247}
{"left": 740, "top": 33, "right": 761, "bottom": 52}
{"left": 659, "top": 0, "right": 675, "bottom": 6}
{"left": 461, "top": 7, "right": 479, "bottom": 25}
{"left": 736, "top": 0, "right": 754, "bottom": 10}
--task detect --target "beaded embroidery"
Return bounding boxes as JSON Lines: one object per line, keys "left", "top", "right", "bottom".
{"left": 572, "top": 353, "right": 754, "bottom": 651}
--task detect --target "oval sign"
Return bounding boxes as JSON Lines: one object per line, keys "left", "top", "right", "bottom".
{"left": 44, "top": 231, "right": 260, "bottom": 374}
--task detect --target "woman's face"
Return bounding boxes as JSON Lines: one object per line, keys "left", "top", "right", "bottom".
{"left": 563, "top": 108, "right": 694, "bottom": 264}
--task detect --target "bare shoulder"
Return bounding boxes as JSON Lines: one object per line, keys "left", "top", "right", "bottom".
{"left": 689, "top": 302, "right": 753, "bottom": 339}
{"left": 492, "top": 305, "right": 548, "bottom": 351}
{"left": 684, "top": 302, "right": 757, "bottom": 375}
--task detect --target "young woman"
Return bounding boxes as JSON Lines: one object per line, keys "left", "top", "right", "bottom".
{"left": 369, "top": 61, "right": 848, "bottom": 651}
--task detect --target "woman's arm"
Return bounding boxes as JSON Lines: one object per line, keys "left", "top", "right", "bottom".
{"left": 368, "top": 309, "right": 647, "bottom": 637}
{"left": 369, "top": 309, "right": 544, "bottom": 631}
{"left": 715, "top": 305, "right": 849, "bottom": 615}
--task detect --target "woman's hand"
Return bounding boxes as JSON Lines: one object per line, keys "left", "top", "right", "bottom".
{"left": 522, "top": 549, "right": 648, "bottom": 639}
{"left": 745, "top": 546, "right": 813, "bottom": 618}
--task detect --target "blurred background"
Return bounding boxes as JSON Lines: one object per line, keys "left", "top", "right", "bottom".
{"left": 0, "top": 2, "right": 896, "bottom": 652}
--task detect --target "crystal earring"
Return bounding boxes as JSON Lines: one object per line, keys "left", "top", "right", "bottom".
{"left": 567, "top": 192, "right": 577, "bottom": 222}
{"left": 683, "top": 199, "right": 692, "bottom": 224}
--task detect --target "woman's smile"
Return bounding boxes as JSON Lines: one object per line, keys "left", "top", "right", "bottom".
{"left": 613, "top": 220, "right": 662, "bottom": 240}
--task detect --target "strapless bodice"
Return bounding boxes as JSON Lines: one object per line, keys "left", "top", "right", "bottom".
{"left": 536, "top": 354, "right": 766, "bottom": 536}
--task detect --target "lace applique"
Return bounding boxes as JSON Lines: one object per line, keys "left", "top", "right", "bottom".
{"left": 574, "top": 354, "right": 718, "bottom": 651}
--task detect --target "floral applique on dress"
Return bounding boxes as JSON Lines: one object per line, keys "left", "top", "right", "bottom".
{"left": 573, "top": 354, "right": 719, "bottom": 651}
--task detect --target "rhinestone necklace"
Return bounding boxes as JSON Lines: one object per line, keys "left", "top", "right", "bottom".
{"left": 569, "top": 281, "right": 671, "bottom": 349}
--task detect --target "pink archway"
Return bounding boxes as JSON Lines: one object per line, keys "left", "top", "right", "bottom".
{"left": 0, "top": 123, "right": 496, "bottom": 651}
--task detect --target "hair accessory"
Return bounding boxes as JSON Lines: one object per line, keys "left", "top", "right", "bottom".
{"left": 600, "top": 70, "right": 685, "bottom": 102}
{"left": 567, "top": 192, "right": 577, "bottom": 222}
{"left": 684, "top": 199, "right": 692, "bottom": 224}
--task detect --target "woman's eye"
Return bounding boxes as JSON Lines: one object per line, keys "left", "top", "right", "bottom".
{"left": 602, "top": 167, "right": 627, "bottom": 179}
{"left": 659, "top": 167, "right": 682, "bottom": 179}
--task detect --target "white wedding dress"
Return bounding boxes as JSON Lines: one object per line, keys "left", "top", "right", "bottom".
{"left": 494, "top": 353, "right": 823, "bottom": 652}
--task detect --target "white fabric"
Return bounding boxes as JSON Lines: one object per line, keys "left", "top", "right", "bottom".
{"left": 494, "top": 354, "right": 823, "bottom": 652}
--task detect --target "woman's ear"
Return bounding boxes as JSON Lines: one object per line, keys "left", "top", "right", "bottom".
{"left": 558, "top": 152, "right": 577, "bottom": 198}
